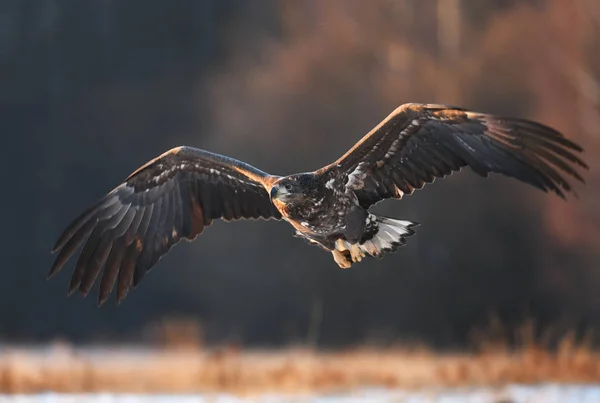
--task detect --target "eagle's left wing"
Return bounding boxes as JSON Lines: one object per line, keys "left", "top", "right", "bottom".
{"left": 318, "top": 103, "right": 588, "bottom": 208}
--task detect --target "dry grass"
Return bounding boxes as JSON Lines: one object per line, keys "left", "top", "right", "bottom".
{"left": 3, "top": 319, "right": 599, "bottom": 395}
{"left": 1, "top": 340, "right": 600, "bottom": 395}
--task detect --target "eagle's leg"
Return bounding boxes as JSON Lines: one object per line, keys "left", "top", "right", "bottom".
{"left": 331, "top": 249, "right": 352, "bottom": 269}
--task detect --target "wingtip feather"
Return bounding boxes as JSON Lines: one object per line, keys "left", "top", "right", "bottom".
{"left": 47, "top": 261, "right": 63, "bottom": 280}
{"left": 67, "top": 284, "right": 79, "bottom": 297}
{"left": 97, "top": 291, "right": 110, "bottom": 307}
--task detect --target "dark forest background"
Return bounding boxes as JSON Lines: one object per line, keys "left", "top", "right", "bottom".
{"left": 1, "top": 0, "right": 598, "bottom": 349}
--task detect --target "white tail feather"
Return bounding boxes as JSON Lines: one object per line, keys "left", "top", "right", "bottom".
{"left": 362, "top": 216, "right": 418, "bottom": 256}
{"left": 334, "top": 216, "right": 418, "bottom": 263}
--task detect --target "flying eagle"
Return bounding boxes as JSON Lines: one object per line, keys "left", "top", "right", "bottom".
{"left": 49, "top": 103, "right": 588, "bottom": 305}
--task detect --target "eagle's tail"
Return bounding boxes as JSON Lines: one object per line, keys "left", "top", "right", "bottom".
{"left": 366, "top": 215, "right": 419, "bottom": 255}
{"left": 332, "top": 215, "right": 419, "bottom": 268}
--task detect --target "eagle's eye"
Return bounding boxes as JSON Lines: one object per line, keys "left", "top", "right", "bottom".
{"left": 284, "top": 183, "right": 293, "bottom": 191}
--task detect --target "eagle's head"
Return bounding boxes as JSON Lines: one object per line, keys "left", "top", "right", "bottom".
{"left": 270, "top": 173, "right": 320, "bottom": 204}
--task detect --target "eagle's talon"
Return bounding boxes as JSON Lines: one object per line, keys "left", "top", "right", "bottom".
{"left": 332, "top": 250, "right": 352, "bottom": 269}
{"left": 349, "top": 243, "right": 364, "bottom": 262}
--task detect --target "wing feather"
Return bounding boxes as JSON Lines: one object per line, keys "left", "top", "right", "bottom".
{"left": 98, "top": 238, "right": 126, "bottom": 304}
{"left": 50, "top": 146, "right": 281, "bottom": 305}
{"left": 117, "top": 241, "right": 141, "bottom": 302}
{"left": 172, "top": 180, "right": 184, "bottom": 239}
{"left": 76, "top": 206, "right": 137, "bottom": 294}
{"left": 51, "top": 197, "right": 121, "bottom": 253}
{"left": 319, "top": 103, "right": 587, "bottom": 208}
{"left": 79, "top": 232, "right": 113, "bottom": 295}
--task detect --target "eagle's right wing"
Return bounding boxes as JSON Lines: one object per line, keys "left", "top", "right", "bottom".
{"left": 49, "top": 146, "right": 281, "bottom": 305}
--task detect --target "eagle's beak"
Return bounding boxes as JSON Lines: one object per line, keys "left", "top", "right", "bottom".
{"left": 270, "top": 185, "right": 290, "bottom": 201}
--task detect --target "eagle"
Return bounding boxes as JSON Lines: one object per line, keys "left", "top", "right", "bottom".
{"left": 49, "top": 103, "right": 588, "bottom": 305}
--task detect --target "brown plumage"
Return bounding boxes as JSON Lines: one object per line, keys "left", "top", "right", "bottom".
{"left": 50, "top": 103, "right": 588, "bottom": 305}
{"left": 318, "top": 103, "right": 587, "bottom": 207}
{"left": 49, "top": 147, "right": 281, "bottom": 305}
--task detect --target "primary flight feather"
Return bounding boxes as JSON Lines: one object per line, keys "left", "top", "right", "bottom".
{"left": 49, "top": 103, "right": 588, "bottom": 305}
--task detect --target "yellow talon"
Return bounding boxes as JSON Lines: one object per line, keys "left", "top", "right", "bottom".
{"left": 332, "top": 239, "right": 366, "bottom": 265}
{"left": 332, "top": 250, "right": 352, "bottom": 268}
{"left": 349, "top": 244, "right": 365, "bottom": 262}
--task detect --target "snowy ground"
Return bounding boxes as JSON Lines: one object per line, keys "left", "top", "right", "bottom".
{"left": 2, "top": 385, "right": 600, "bottom": 403}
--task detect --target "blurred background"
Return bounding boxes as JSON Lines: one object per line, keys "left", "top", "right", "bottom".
{"left": 1, "top": 0, "right": 598, "bottom": 350}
